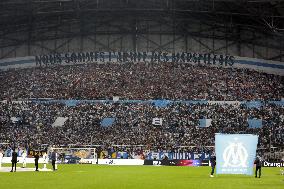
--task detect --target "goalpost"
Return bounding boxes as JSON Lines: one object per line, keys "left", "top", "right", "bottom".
{"left": 49, "top": 147, "right": 97, "bottom": 164}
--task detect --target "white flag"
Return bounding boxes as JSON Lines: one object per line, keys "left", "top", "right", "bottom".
{"left": 113, "top": 96, "right": 120, "bottom": 102}
{"left": 11, "top": 117, "right": 21, "bottom": 123}
{"left": 52, "top": 117, "right": 68, "bottom": 127}
{"left": 152, "top": 118, "right": 162, "bottom": 126}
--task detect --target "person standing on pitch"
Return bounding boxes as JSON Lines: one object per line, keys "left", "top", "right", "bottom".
{"left": 55, "top": 151, "right": 58, "bottom": 170}
{"left": 22, "top": 150, "right": 27, "bottom": 168}
{"left": 51, "top": 150, "right": 56, "bottom": 171}
{"left": 34, "top": 152, "right": 39, "bottom": 171}
{"left": 210, "top": 154, "right": 216, "bottom": 177}
{"left": 10, "top": 149, "right": 18, "bottom": 172}
{"left": 254, "top": 155, "right": 262, "bottom": 178}
{"left": 0, "top": 150, "right": 3, "bottom": 168}
{"left": 43, "top": 152, "right": 48, "bottom": 169}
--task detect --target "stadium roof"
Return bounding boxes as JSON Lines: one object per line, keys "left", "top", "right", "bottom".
{"left": 0, "top": 0, "right": 284, "bottom": 59}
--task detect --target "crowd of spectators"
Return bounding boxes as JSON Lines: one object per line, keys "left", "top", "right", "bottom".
{"left": 0, "top": 62, "right": 283, "bottom": 155}
{"left": 0, "top": 62, "right": 283, "bottom": 101}
{"left": 0, "top": 101, "right": 283, "bottom": 153}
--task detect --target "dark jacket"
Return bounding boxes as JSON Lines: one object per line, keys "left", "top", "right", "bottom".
{"left": 254, "top": 157, "right": 262, "bottom": 167}
{"left": 51, "top": 152, "right": 56, "bottom": 161}
{"left": 34, "top": 154, "right": 39, "bottom": 163}
{"left": 11, "top": 151, "right": 17, "bottom": 162}
{"left": 210, "top": 156, "right": 216, "bottom": 167}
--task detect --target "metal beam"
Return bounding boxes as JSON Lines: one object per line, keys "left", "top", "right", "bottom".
{"left": 268, "top": 53, "right": 284, "bottom": 60}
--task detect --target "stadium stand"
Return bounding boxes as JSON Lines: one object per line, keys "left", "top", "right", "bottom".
{"left": 0, "top": 99, "right": 283, "bottom": 154}
{"left": 0, "top": 62, "right": 283, "bottom": 101}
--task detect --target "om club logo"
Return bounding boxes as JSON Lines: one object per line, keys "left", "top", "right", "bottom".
{"left": 222, "top": 138, "right": 248, "bottom": 168}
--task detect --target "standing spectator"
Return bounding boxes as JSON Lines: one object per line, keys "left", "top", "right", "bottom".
{"left": 51, "top": 150, "right": 56, "bottom": 171}
{"left": 254, "top": 155, "right": 262, "bottom": 178}
{"left": 22, "top": 150, "right": 27, "bottom": 168}
{"left": 0, "top": 150, "right": 3, "bottom": 168}
{"left": 43, "top": 152, "right": 48, "bottom": 169}
{"left": 210, "top": 154, "right": 216, "bottom": 177}
{"left": 10, "top": 149, "right": 18, "bottom": 172}
{"left": 34, "top": 152, "right": 39, "bottom": 171}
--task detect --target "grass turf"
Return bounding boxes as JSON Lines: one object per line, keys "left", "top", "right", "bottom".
{"left": 0, "top": 164, "right": 283, "bottom": 189}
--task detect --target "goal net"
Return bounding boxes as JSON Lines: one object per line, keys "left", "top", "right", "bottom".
{"left": 50, "top": 147, "right": 96, "bottom": 164}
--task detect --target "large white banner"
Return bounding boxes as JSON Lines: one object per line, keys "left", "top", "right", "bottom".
{"left": 215, "top": 134, "right": 258, "bottom": 175}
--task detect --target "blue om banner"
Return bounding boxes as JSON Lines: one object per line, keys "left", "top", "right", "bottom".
{"left": 100, "top": 117, "right": 116, "bottom": 127}
{"left": 248, "top": 119, "right": 262, "bottom": 128}
{"left": 215, "top": 134, "right": 258, "bottom": 175}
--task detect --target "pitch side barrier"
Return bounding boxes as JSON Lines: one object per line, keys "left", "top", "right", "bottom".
{"left": 1, "top": 157, "right": 47, "bottom": 164}
{"left": 2, "top": 158, "right": 282, "bottom": 167}
{"left": 144, "top": 159, "right": 210, "bottom": 166}
{"left": 2, "top": 158, "right": 283, "bottom": 167}
{"left": 263, "top": 161, "right": 284, "bottom": 167}
{"left": 1, "top": 145, "right": 282, "bottom": 166}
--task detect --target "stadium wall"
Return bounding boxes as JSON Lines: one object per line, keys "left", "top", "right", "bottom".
{"left": 1, "top": 157, "right": 47, "bottom": 164}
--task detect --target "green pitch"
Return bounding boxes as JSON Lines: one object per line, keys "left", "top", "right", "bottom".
{"left": 0, "top": 164, "right": 283, "bottom": 189}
